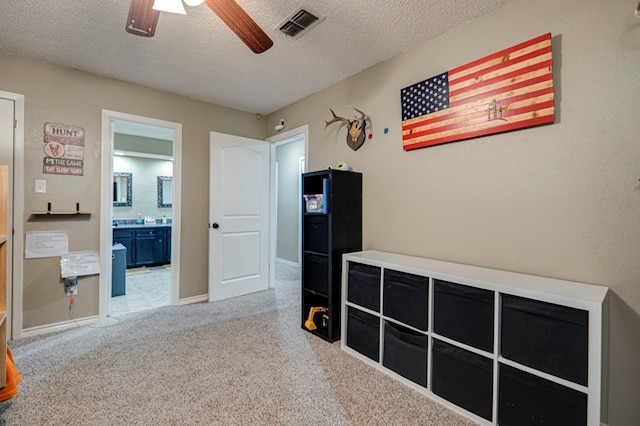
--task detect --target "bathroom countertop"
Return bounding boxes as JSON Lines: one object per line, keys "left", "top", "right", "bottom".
{"left": 112, "top": 222, "right": 171, "bottom": 229}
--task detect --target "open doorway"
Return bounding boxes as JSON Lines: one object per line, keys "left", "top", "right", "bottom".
{"left": 268, "top": 125, "right": 308, "bottom": 285}
{"left": 99, "top": 111, "right": 182, "bottom": 320}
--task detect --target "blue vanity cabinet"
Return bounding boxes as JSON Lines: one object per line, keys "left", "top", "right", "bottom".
{"left": 113, "top": 228, "right": 135, "bottom": 267}
{"left": 135, "top": 228, "right": 165, "bottom": 266}
{"left": 113, "top": 225, "right": 171, "bottom": 268}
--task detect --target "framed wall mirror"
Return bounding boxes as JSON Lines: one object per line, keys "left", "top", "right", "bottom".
{"left": 158, "top": 176, "right": 173, "bottom": 208}
{"left": 113, "top": 172, "right": 132, "bottom": 207}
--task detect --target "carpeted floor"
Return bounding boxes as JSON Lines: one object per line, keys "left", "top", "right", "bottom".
{"left": 0, "top": 262, "right": 475, "bottom": 425}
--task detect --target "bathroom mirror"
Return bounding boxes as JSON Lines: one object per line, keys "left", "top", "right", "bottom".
{"left": 113, "top": 172, "right": 132, "bottom": 207}
{"left": 157, "top": 176, "right": 173, "bottom": 208}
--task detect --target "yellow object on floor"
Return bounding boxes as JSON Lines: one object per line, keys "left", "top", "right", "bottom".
{"left": 305, "top": 306, "right": 329, "bottom": 331}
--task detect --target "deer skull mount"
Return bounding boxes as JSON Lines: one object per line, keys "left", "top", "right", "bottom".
{"left": 324, "top": 108, "right": 368, "bottom": 151}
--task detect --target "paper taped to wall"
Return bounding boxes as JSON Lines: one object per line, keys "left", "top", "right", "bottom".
{"left": 60, "top": 250, "right": 100, "bottom": 278}
{"left": 25, "top": 231, "right": 69, "bottom": 258}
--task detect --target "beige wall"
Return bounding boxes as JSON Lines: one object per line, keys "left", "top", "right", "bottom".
{"left": 265, "top": 0, "right": 640, "bottom": 423}
{"left": 1, "top": 0, "right": 639, "bottom": 422}
{"left": 1, "top": 53, "right": 266, "bottom": 328}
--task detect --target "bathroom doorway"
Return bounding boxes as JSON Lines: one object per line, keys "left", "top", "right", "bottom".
{"left": 100, "top": 111, "right": 182, "bottom": 319}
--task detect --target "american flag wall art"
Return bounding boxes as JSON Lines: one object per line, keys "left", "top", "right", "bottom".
{"left": 401, "top": 33, "right": 555, "bottom": 151}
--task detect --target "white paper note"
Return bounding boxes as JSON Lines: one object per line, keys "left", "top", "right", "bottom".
{"left": 25, "top": 231, "right": 69, "bottom": 258}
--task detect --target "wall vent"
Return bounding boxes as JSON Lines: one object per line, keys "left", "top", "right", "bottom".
{"left": 277, "top": 7, "right": 324, "bottom": 39}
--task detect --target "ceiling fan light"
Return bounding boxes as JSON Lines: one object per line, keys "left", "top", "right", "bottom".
{"left": 184, "top": 0, "right": 205, "bottom": 6}
{"left": 152, "top": 0, "right": 187, "bottom": 14}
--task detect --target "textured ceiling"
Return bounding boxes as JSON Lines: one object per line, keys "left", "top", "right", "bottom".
{"left": 1, "top": 0, "right": 512, "bottom": 115}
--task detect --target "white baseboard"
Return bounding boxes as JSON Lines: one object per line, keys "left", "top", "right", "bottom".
{"left": 275, "top": 257, "right": 299, "bottom": 267}
{"left": 20, "top": 315, "right": 99, "bottom": 339}
{"left": 178, "top": 294, "right": 208, "bottom": 305}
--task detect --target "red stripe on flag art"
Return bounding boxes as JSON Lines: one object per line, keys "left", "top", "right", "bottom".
{"left": 401, "top": 33, "right": 554, "bottom": 151}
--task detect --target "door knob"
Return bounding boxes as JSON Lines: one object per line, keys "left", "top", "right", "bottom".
{"left": 212, "top": 223, "right": 219, "bottom": 229}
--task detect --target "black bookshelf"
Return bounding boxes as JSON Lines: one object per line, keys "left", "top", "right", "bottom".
{"left": 301, "top": 169, "right": 362, "bottom": 342}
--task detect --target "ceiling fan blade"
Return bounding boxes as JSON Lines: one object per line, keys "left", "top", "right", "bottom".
{"left": 126, "top": 0, "right": 160, "bottom": 37}
{"left": 204, "top": 0, "right": 274, "bottom": 54}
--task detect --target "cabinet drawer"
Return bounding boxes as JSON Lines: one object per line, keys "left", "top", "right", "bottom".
{"left": 135, "top": 228, "right": 162, "bottom": 238}
{"left": 383, "top": 321, "right": 428, "bottom": 387}
{"left": 501, "top": 295, "right": 588, "bottom": 386}
{"left": 113, "top": 228, "right": 134, "bottom": 238}
{"left": 383, "top": 269, "right": 429, "bottom": 331}
{"left": 303, "top": 215, "right": 328, "bottom": 254}
{"left": 347, "top": 262, "right": 381, "bottom": 311}
{"left": 432, "top": 339, "right": 493, "bottom": 421}
{"left": 303, "top": 253, "right": 328, "bottom": 294}
{"left": 346, "top": 307, "right": 379, "bottom": 362}
{"left": 499, "top": 363, "right": 587, "bottom": 426}
{"left": 433, "top": 280, "right": 494, "bottom": 352}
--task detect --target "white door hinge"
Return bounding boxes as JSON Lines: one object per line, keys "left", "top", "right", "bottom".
{"left": 13, "top": 119, "right": 18, "bottom": 129}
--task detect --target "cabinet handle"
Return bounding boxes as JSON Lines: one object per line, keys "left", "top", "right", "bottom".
{"left": 212, "top": 223, "right": 220, "bottom": 229}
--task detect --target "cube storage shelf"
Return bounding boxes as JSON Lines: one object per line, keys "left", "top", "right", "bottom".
{"left": 341, "top": 250, "right": 609, "bottom": 426}
{"left": 301, "top": 169, "right": 362, "bottom": 342}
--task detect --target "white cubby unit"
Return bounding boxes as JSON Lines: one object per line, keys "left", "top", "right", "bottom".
{"left": 341, "top": 250, "right": 609, "bottom": 426}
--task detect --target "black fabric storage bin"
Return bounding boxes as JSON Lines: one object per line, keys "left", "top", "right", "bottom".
{"left": 432, "top": 340, "right": 493, "bottom": 421}
{"left": 347, "top": 262, "right": 381, "bottom": 311}
{"left": 346, "top": 307, "right": 379, "bottom": 361}
{"left": 383, "top": 321, "right": 428, "bottom": 387}
{"left": 433, "top": 280, "right": 494, "bottom": 352}
{"left": 303, "top": 215, "right": 328, "bottom": 254}
{"left": 501, "top": 294, "right": 588, "bottom": 386}
{"left": 303, "top": 253, "right": 328, "bottom": 295}
{"left": 498, "top": 363, "right": 587, "bottom": 426}
{"left": 383, "top": 270, "right": 429, "bottom": 331}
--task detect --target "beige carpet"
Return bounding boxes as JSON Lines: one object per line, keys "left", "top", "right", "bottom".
{"left": 1, "top": 263, "right": 475, "bottom": 425}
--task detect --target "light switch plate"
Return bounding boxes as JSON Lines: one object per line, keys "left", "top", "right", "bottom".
{"left": 35, "top": 179, "right": 46, "bottom": 193}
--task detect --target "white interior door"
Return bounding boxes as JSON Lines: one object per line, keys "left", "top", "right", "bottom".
{"left": 209, "top": 132, "right": 270, "bottom": 301}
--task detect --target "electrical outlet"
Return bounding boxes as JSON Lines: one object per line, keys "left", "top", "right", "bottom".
{"left": 35, "top": 179, "right": 46, "bottom": 193}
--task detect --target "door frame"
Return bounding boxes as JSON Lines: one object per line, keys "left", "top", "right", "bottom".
{"left": 99, "top": 110, "right": 182, "bottom": 319}
{"left": 0, "top": 91, "right": 25, "bottom": 339}
{"left": 266, "top": 125, "right": 308, "bottom": 287}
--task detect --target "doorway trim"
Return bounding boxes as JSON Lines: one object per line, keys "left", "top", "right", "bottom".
{"left": 100, "top": 110, "right": 182, "bottom": 319}
{"left": 0, "top": 91, "right": 25, "bottom": 339}
{"left": 267, "top": 124, "right": 308, "bottom": 287}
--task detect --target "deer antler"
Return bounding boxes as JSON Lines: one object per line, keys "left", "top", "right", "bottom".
{"left": 353, "top": 108, "right": 366, "bottom": 122}
{"left": 324, "top": 109, "right": 351, "bottom": 130}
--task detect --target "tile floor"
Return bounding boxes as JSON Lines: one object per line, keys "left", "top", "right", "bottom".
{"left": 110, "top": 265, "right": 171, "bottom": 315}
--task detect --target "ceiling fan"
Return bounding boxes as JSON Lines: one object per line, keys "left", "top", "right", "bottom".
{"left": 125, "top": 0, "right": 273, "bottom": 54}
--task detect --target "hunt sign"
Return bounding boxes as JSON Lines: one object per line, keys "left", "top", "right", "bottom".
{"left": 42, "top": 122, "right": 85, "bottom": 176}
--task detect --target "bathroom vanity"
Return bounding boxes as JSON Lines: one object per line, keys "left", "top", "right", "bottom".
{"left": 113, "top": 222, "right": 171, "bottom": 268}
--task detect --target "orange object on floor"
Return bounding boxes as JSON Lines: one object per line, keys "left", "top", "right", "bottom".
{"left": 0, "top": 347, "right": 22, "bottom": 401}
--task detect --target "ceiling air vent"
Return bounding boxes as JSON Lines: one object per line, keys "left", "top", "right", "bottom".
{"left": 277, "top": 7, "right": 324, "bottom": 39}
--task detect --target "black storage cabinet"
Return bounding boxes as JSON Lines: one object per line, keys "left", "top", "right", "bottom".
{"left": 383, "top": 269, "right": 429, "bottom": 331}
{"left": 433, "top": 279, "right": 494, "bottom": 352}
{"left": 301, "top": 169, "right": 362, "bottom": 342}
{"left": 383, "top": 321, "right": 428, "bottom": 387}
{"left": 432, "top": 340, "right": 493, "bottom": 421}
